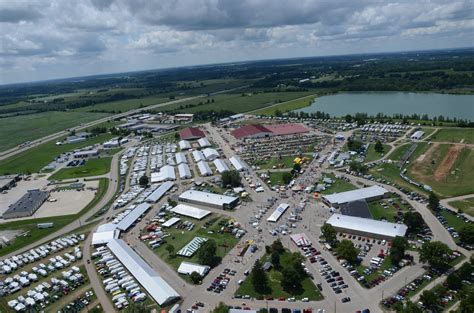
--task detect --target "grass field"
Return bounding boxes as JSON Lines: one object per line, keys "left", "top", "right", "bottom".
{"left": 0, "top": 111, "right": 110, "bottom": 152}
{"left": 0, "top": 133, "right": 114, "bottom": 174}
{"left": 255, "top": 155, "right": 298, "bottom": 169}
{"left": 159, "top": 91, "right": 315, "bottom": 114}
{"left": 0, "top": 178, "right": 108, "bottom": 257}
{"left": 448, "top": 197, "right": 474, "bottom": 217}
{"left": 440, "top": 210, "right": 470, "bottom": 233}
{"left": 76, "top": 95, "right": 175, "bottom": 113}
{"left": 431, "top": 128, "right": 474, "bottom": 144}
{"left": 320, "top": 174, "right": 357, "bottom": 195}
{"left": 368, "top": 198, "right": 409, "bottom": 222}
{"left": 267, "top": 171, "right": 291, "bottom": 185}
{"left": 236, "top": 251, "right": 323, "bottom": 300}
{"left": 387, "top": 144, "right": 411, "bottom": 161}
{"left": 251, "top": 95, "right": 317, "bottom": 115}
{"left": 365, "top": 143, "right": 391, "bottom": 162}
{"left": 49, "top": 157, "right": 112, "bottom": 180}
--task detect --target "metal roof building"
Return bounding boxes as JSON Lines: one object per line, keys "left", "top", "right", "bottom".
{"left": 267, "top": 203, "right": 290, "bottom": 222}
{"left": 175, "top": 152, "right": 188, "bottom": 164}
{"left": 91, "top": 223, "right": 120, "bottom": 245}
{"left": 171, "top": 204, "right": 211, "bottom": 220}
{"left": 231, "top": 124, "right": 273, "bottom": 139}
{"left": 192, "top": 150, "right": 205, "bottom": 163}
{"left": 151, "top": 165, "right": 176, "bottom": 183}
{"left": 197, "top": 137, "right": 211, "bottom": 148}
{"left": 178, "top": 163, "right": 192, "bottom": 179}
{"left": 213, "top": 159, "right": 229, "bottom": 173}
{"left": 179, "top": 190, "right": 239, "bottom": 209}
{"left": 322, "top": 185, "right": 388, "bottom": 208}
{"left": 107, "top": 239, "right": 180, "bottom": 305}
{"left": 3, "top": 189, "right": 49, "bottom": 219}
{"left": 146, "top": 181, "right": 174, "bottom": 203}
{"left": 229, "top": 156, "right": 247, "bottom": 172}
{"left": 203, "top": 148, "right": 219, "bottom": 161}
{"left": 326, "top": 214, "right": 408, "bottom": 240}
{"left": 162, "top": 217, "right": 181, "bottom": 228}
{"left": 265, "top": 123, "right": 309, "bottom": 136}
{"left": 115, "top": 203, "right": 151, "bottom": 231}
{"left": 197, "top": 161, "right": 213, "bottom": 176}
{"left": 179, "top": 127, "right": 205, "bottom": 140}
{"left": 177, "top": 262, "right": 210, "bottom": 276}
{"left": 178, "top": 140, "right": 191, "bottom": 150}
{"left": 411, "top": 130, "right": 425, "bottom": 140}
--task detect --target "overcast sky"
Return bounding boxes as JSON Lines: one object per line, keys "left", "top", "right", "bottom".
{"left": 0, "top": 0, "right": 473, "bottom": 84}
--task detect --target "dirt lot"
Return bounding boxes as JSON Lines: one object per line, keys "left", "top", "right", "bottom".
{"left": 433, "top": 145, "right": 463, "bottom": 182}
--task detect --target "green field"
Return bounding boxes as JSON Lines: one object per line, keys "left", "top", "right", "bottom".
{"left": 440, "top": 211, "right": 470, "bottom": 234}
{"left": 251, "top": 95, "right": 317, "bottom": 115}
{"left": 320, "top": 175, "right": 357, "bottom": 195}
{"left": 236, "top": 251, "right": 323, "bottom": 300}
{"left": 76, "top": 95, "right": 175, "bottom": 113}
{"left": 49, "top": 157, "right": 112, "bottom": 180}
{"left": 0, "top": 111, "right": 110, "bottom": 152}
{"left": 159, "top": 91, "right": 315, "bottom": 114}
{"left": 365, "top": 143, "right": 391, "bottom": 162}
{"left": 0, "top": 133, "right": 114, "bottom": 174}
{"left": 448, "top": 197, "right": 474, "bottom": 217}
{"left": 255, "top": 155, "right": 298, "bottom": 169}
{"left": 368, "top": 198, "right": 410, "bottom": 222}
{"left": 387, "top": 144, "right": 411, "bottom": 161}
{"left": 431, "top": 128, "right": 474, "bottom": 144}
{"left": 0, "top": 178, "right": 108, "bottom": 257}
{"left": 267, "top": 171, "right": 292, "bottom": 185}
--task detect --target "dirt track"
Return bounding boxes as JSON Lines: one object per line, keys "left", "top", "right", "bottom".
{"left": 433, "top": 145, "right": 463, "bottom": 181}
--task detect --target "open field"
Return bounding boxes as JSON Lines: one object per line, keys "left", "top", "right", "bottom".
{"left": 159, "top": 91, "right": 316, "bottom": 114}
{"left": 75, "top": 95, "right": 175, "bottom": 113}
{"left": 448, "top": 197, "right": 474, "bottom": 217}
{"left": 251, "top": 95, "right": 317, "bottom": 115}
{"left": 367, "top": 198, "right": 410, "bottom": 222}
{"left": 364, "top": 143, "right": 391, "bottom": 162}
{"left": 386, "top": 144, "right": 411, "bottom": 161}
{"left": 0, "top": 111, "right": 110, "bottom": 152}
{"left": 408, "top": 144, "right": 474, "bottom": 197}
{"left": 49, "top": 157, "right": 112, "bottom": 180}
{"left": 236, "top": 251, "right": 323, "bottom": 300}
{"left": 267, "top": 171, "right": 291, "bottom": 186}
{"left": 440, "top": 211, "right": 470, "bottom": 234}
{"left": 254, "top": 155, "right": 298, "bottom": 169}
{"left": 320, "top": 174, "right": 357, "bottom": 195}
{"left": 0, "top": 133, "right": 114, "bottom": 175}
{"left": 431, "top": 128, "right": 474, "bottom": 144}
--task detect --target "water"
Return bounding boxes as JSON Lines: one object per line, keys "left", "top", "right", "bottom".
{"left": 294, "top": 92, "right": 474, "bottom": 121}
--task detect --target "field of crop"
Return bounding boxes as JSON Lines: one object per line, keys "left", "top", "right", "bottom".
{"left": 159, "top": 91, "right": 316, "bottom": 114}
{"left": 0, "top": 133, "right": 114, "bottom": 174}
{"left": 251, "top": 94, "right": 317, "bottom": 115}
{"left": 0, "top": 111, "right": 110, "bottom": 152}
{"left": 431, "top": 128, "right": 474, "bottom": 144}
{"left": 49, "top": 157, "right": 112, "bottom": 180}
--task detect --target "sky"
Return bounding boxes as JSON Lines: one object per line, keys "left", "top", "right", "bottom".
{"left": 0, "top": 0, "right": 473, "bottom": 84}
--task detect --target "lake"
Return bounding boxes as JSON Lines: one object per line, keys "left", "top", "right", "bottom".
{"left": 294, "top": 92, "right": 474, "bottom": 121}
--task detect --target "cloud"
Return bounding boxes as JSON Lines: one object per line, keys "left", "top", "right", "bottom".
{"left": 0, "top": 2, "right": 43, "bottom": 23}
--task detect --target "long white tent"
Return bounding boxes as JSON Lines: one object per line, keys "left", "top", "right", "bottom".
{"left": 178, "top": 163, "right": 192, "bottom": 179}
{"left": 197, "top": 161, "right": 212, "bottom": 176}
{"left": 267, "top": 203, "right": 290, "bottom": 222}
{"left": 229, "top": 156, "right": 247, "bottom": 171}
{"left": 177, "top": 262, "right": 210, "bottom": 276}
{"left": 151, "top": 165, "right": 176, "bottom": 183}
{"left": 171, "top": 204, "right": 211, "bottom": 220}
{"left": 179, "top": 189, "right": 238, "bottom": 209}
{"left": 322, "top": 185, "right": 388, "bottom": 207}
{"left": 178, "top": 140, "right": 191, "bottom": 150}
{"left": 203, "top": 148, "right": 219, "bottom": 161}
{"left": 192, "top": 150, "right": 205, "bottom": 163}
{"left": 175, "top": 152, "right": 188, "bottom": 164}
{"left": 213, "top": 159, "right": 229, "bottom": 173}
{"left": 162, "top": 217, "right": 181, "bottom": 228}
{"left": 146, "top": 181, "right": 174, "bottom": 203}
{"left": 197, "top": 137, "right": 211, "bottom": 148}
{"left": 115, "top": 203, "right": 151, "bottom": 231}
{"left": 107, "top": 239, "right": 180, "bottom": 305}
{"left": 326, "top": 214, "right": 408, "bottom": 239}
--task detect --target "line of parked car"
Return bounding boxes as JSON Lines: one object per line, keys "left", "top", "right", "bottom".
{"left": 206, "top": 268, "right": 236, "bottom": 294}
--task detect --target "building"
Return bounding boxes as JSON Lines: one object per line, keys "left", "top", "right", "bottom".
{"left": 175, "top": 152, "right": 188, "bottom": 164}
{"left": 267, "top": 203, "right": 290, "bottom": 222}
{"left": 196, "top": 161, "right": 212, "bottom": 176}
{"left": 340, "top": 199, "right": 372, "bottom": 219}
{"left": 103, "top": 138, "right": 120, "bottom": 149}
{"left": 411, "top": 130, "right": 425, "bottom": 140}
{"left": 91, "top": 223, "right": 120, "bottom": 245}
{"left": 229, "top": 156, "right": 247, "bottom": 172}
{"left": 177, "top": 262, "right": 210, "bottom": 277}
{"left": 264, "top": 123, "right": 309, "bottom": 136}
{"left": 66, "top": 136, "right": 86, "bottom": 144}
{"left": 73, "top": 149, "right": 99, "bottom": 159}
{"left": 151, "top": 165, "right": 176, "bottom": 183}
{"left": 170, "top": 204, "right": 211, "bottom": 220}
{"left": 146, "top": 181, "right": 174, "bottom": 203}
{"left": 178, "top": 163, "right": 192, "bottom": 179}
{"left": 290, "top": 233, "right": 311, "bottom": 247}
{"left": 174, "top": 113, "right": 194, "bottom": 123}
{"left": 192, "top": 150, "right": 205, "bottom": 162}
{"left": 202, "top": 148, "right": 219, "bottom": 161}
{"left": 213, "top": 159, "right": 229, "bottom": 173}
{"left": 231, "top": 124, "right": 273, "bottom": 139}
{"left": 179, "top": 190, "right": 239, "bottom": 209}
{"left": 322, "top": 185, "right": 389, "bottom": 208}
{"left": 179, "top": 127, "right": 205, "bottom": 140}
{"left": 178, "top": 140, "right": 191, "bottom": 150}
{"left": 3, "top": 189, "right": 49, "bottom": 219}
{"left": 115, "top": 203, "right": 151, "bottom": 231}
{"left": 197, "top": 137, "right": 211, "bottom": 148}
{"left": 326, "top": 214, "right": 408, "bottom": 240}
{"left": 0, "top": 175, "right": 18, "bottom": 191}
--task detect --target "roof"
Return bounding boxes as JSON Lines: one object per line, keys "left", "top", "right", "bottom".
{"left": 229, "top": 156, "right": 247, "bottom": 171}
{"left": 265, "top": 123, "right": 309, "bottom": 136}
{"left": 146, "top": 181, "right": 174, "bottom": 203}
{"left": 151, "top": 165, "right": 176, "bottom": 182}
{"left": 290, "top": 233, "right": 311, "bottom": 246}
{"left": 326, "top": 214, "right": 408, "bottom": 238}
{"left": 73, "top": 149, "right": 98, "bottom": 156}
{"left": 175, "top": 152, "right": 188, "bottom": 164}
{"left": 171, "top": 204, "right": 211, "bottom": 220}
{"left": 178, "top": 140, "right": 191, "bottom": 150}
{"left": 177, "top": 237, "right": 208, "bottom": 257}
{"left": 323, "top": 185, "right": 388, "bottom": 205}
{"left": 162, "top": 217, "right": 181, "bottom": 228}
{"left": 107, "top": 239, "right": 180, "bottom": 305}
{"left": 213, "top": 159, "right": 229, "bottom": 173}
{"left": 179, "top": 190, "right": 238, "bottom": 207}
{"left": 267, "top": 203, "right": 290, "bottom": 222}
{"left": 340, "top": 199, "right": 372, "bottom": 218}
{"left": 231, "top": 124, "right": 272, "bottom": 139}
{"left": 197, "top": 137, "right": 211, "bottom": 148}
{"left": 177, "top": 262, "right": 210, "bottom": 276}
{"left": 178, "top": 163, "right": 192, "bottom": 179}
{"left": 115, "top": 203, "right": 151, "bottom": 231}
{"left": 3, "top": 189, "right": 48, "bottom": 217}
{"left": 230, "top": 310, "right": 257, "bottom": 313}
{"left": 192, "top": 150, "right": 205, "bottom": 162}
{"left": 197, "top": 161, "right": 212, "bottom": 176}
{"left": 92, "top": 223, "right": 119, "bottom": 245}
{"left": 179, "top": 127, "right": 205, "bottom": 140}
{"left": 203, "top": 148, "right": 219, "bottom": 160}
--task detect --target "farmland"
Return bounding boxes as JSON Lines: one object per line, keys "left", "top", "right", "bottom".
{"left": 251, "top": 94, "right": 317, "bottom": 115}
{"left": 431, "top": 128, "right": 474, "bottom": 144}
{"left": 49, "top": 157, "right": 112, "bottom": 180}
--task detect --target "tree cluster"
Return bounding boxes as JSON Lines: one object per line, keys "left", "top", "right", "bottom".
{"left": 197, "top": 239, "right": 222, "bottom": 268}
{"left": 221, "top": 170, "right": 242, "bottom": 188}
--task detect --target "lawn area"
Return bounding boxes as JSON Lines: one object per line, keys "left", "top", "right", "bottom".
{"left": 440, "top": 210, "right": 470, "bottom": 233}
{"left": 449, "top": 197, "right": 474, "bottom": 217}
{"left": 0, "top": 178, "right": 108, "bottom": 257}
{"left": 431, "top": 128, "right": 474, "bottom": 144}
{"left": 49, "top": 157, "right": 112, "bottom": 180}
{"left": 251, "top": 95, "right": 317, "bottom": 115}
{"left": 368, "top": 198, "right": 409, "bottom": 222}
{"left": 319, "top": 174, "right": 357, "bottom": 195}
{"left": 255, "top": 155, "right": 298, "bottom": 169}
{"left": 370, "top": 163, "right": 423, "bottom": 194}
{"left": 0, "top": 111, "right": 110, "bottom": 152}
{"left": 419, "top": 127, "right": 438, "bottom": 140}
{"left": 0, "top": 133, "right": 114, "bottom": 174}
{"left": 236, "top": 251, "right": 323, "bottom": 300}
{"left": 159, "top": 91, "right": 316, "bottom": 114}
{"left": 387, "top": 143, "right": 411, "bottom": 161}
{"left": 364, "top": 143, "right": 391, "bottom": 162}
{"left": 267, "top": 171, "right": 292, "bottom": 186}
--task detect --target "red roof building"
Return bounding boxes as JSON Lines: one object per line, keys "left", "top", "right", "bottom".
{"left": 265, "top": 123, "right": 309, "bottom": 136}
{"left": 179, "top": 127, "right": 205, "bottom": 140}
{"left": 231, "top": 124, "right": 273, "bottom": 139}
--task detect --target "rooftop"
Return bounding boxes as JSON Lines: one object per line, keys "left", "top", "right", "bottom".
{"left": 231, "top": 124, "right": 272, "bottom": 139}
{"left": 327, "top": 214, "right": 408, "bottom": 238}
{"left": 179, "top": 127, "right": 205, "bottom": 140}
{"left": 179, "top": 189, "right": 238, "bottom": 207}
{"left": 323, "top": 185, "right": 388, "bottom": 205}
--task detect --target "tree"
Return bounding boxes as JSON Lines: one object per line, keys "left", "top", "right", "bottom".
{"left": 282, "top": 172, "right": 293, "bottom": 185}
{"left": 420, "top": 290, "right": 439, "bottom": 311}
{"left": 457, "top": 261, "right": 473, "bottom": 282}
{"left": 212, "top": 302, "right": 230, "bottom": 313}
{"left": 459, "top": 225, "right": 474, "bottom": 245}
{"left": 403, "top": 211, "right": 424, "bottom": 234}
{"left": 271, "top": 251, "right": 281, "bottom": 270}
{"left": 221, "top": 170, "right": 242, "bottom": 187}
{"left": 390, "top": 236, "right": 408, "bottom": 263}
{"left": 190, "top": 271, "right": 202, "bottom": 284}
{"left": 321, "top": 223, "right": 338, "bottom": 246}
{"left": 271, "top": 239, "right": 285, "bottom": 254}
{"left": 281, "top": 267, "right": 302, "bottom": 292}
{"left": 459, "top": 287, "right": 474, "bottom": 313}
{"left": 446, "top": 272, "right": 462, "bottom": 290}
{"left": 374, "top": 140, "right": 384, "bottom": 153}
{"left": 428, "top": 192, "right": 440, "bottom": 210}
{"left": 396, "top": 301, "right": 423, "bottom": 313}
{"left": 197, "top": 239, "right": 222, "bottom": 267}
{"left": 251, "top": 259, "right": 269, "bottom": 294}
{"left": 336, "top": 239, "right": 359, "bottom": 264}
{"left": 165, "top": 244, "right": 175, "bottom": 256}
{"left": 420, "top": 241, "right": 453, "bottom": 271}
{"left": 138, "top": 175, "right": 149, "bottom": 187}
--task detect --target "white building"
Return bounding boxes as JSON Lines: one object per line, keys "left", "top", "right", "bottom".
{"left": 151, "top": 165, "right": 176, "bottom": 183}
{"left": 229, "top": 156, "right": 247, "bottom": 172}
{"left": 177, "top": 262, "right": 210, "bottom": 277}
{"left": 197, "top": 161, "right": 212, "bottom": 176}
{"left": 322, "top": 185, "right": 388, "bottom": 208}
{"left": 178, "top": 140, "right": 191, "bottom": 150}
{"left": 178, "top": 190, "right": 239, "bottom": 209}
{"left": 203, "top": 148, "right": 219, "bottom": 161}
{"left": 175, "top": 152, "right": 188, "bottom": 164}
{"left": 267, "top": 203, "right": 290, "bottom": 222}
{"left": 411, "top": 130, "right": 425, "bottom": 140}
{"left": 213, "top": 159, "right": 229, "bottom": 173}
{"left": 197, "top": 137, "right": 211, "bottom": 148}
{"left": 178, "top": 163, "right": 192, "bottom": 179}
{"left": 192, "top": 150, "right": 205, "bottom": 163}
{"left": 170, "top": 204, "right": 211, "bottom": 220}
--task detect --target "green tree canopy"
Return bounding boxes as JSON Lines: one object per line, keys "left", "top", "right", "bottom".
{"left": 251, "top": 259, "right": 270, "bottom": 294}
{"left": 190, "top": 271, "right": 202, "bottom": 284}
{"left": 139, "top": 175, "right": 149, "bottom": 187}
{"left": 459, "top": 225, "right": 474, "bottom": 245}
{"left": 320, "top": 223, "right": 338, "bottom": 246}
{"left": 420, "top": 241, "right": 453, "bottom": 271}
{"left": 374, "top": 140, "right": 384, "bottom": 153}
{"left": 390, "top": 236, "right": 408, "bottom": 263}
{"left": 336, "top": 239, "right": 359, "bottom": 264}
{"left": 197, "top": 239, "right": 222, "bottom": 268}
{"left": 420, "top": 290, "right": 439, "bottom": 311}
{"left": 403, "top": 211, "right": 424, "bottom": 234}
{"left": 428, "top": 192, "right": 440, "bottom": 210}
{"left": 221, "top": 170, "right": 242, "bottom": 187}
